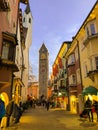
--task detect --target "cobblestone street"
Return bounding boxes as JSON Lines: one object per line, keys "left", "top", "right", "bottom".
{"left": 2, "top": 106, "right": 98, "bottom": 130}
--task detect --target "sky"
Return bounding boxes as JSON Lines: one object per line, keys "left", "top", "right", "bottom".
{"left": 22, "top": 0, "right": 97, "bottom": 81}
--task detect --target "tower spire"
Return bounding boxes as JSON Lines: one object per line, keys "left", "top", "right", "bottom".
{"left": 25, "top": 3, "right": 31, "bottom": 14}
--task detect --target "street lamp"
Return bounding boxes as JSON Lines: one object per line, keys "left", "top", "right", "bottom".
{"left": 58, "top": 92, "right": 62, "bottom": 96}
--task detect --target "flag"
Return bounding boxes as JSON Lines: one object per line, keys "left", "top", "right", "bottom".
{"left": 58, "top": 57, "right": 63, "bottom": 68}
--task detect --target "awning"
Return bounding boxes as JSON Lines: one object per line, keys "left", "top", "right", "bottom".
{"left": 82, "top": 86, "right": 98, "bottom": 96}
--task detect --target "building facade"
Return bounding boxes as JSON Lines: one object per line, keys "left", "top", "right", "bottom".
{"left": 52, "top": 41, "right": 71, "bottom": 109}
{"left": 0, "top": 0, "right": 29, "bottom": 127}
{"left": 13, "top": 2, "right": 32, "bottom": 104}
{"left": 22, "top": 3, "right": 32, "bottom": 101}
{"left": 51, "top": 1, "right": 98, "bottom": 113}
{"left": 28, "top": 81, "right": 38, "bottom": 99}
{"left": 0, "top": 0, "right": 22, "bottom": 105}
{"left": 78, "top": 1, "right": 98, "bottom": 101}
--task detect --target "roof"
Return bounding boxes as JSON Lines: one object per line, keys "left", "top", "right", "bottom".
{"left": 25, "top": 3, "right": 31, "bottom": 14}
{"left": 39, "top": 43, "right": 48, "bottom": 53}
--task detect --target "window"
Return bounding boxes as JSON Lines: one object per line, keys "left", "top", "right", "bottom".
{"left": 86, "top": 27, "right": 90, "bottom": 36}
{"left": 76, "top": 69, "right": 81, "bottom": 84}
{"left": 2, "top": 40, "right": 15, "bottom": 61}
{"left": 71, "top": 54, "right": 75, "bottom": 63}
{"left": 69, "top": 74, "right": 76, "bottom": 85}
{"left": 85, "top": 20, "right": 96, "bottom": 37}
{"left": 72, "top": 75, "right": 76, "bottom": 84}
{"left": 90, "top": 23, "right": 96, "bottom": 35}
{"left": 86, "top": 27, "right": 90, "bottom": 37}
{"left": 95, "top": 57, "right": 98, "bottom": 70}
{"left": 2, "top": 42, "right": 9, "bottom": 60}
{"left": 68, "top": 54, "right": 75, "bottom": 65}
{"left": 23, "top": 17, "right": 25, "bottom": 23}
{"left": 29, "top": 18, "right": 31, "bottom": 23}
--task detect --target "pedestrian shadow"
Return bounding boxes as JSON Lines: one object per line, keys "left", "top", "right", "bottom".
{"left": 78, "top": 118, "right": 97, "bottom": 127}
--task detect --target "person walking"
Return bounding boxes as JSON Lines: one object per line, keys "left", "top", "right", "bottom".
{"left": 6, "top": 100, "right": 14, "bottom": 126}
{"left": 92, "top": 100, "right": 98, "bottom": 122}
{"left": 0, "top": 98, "right": 6, "bottom": 129}
{"left": 84, "top": 97, "right": 93, "bottom": 122}
{"left": 46, "top": 100, "right": 50, "bottom": 111}
{"left": 12, "top": 103, "right": 22, "bottom": 124}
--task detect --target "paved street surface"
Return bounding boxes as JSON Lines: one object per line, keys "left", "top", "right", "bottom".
{"left": 3, "top": 106, "right": 98, "bottom": 130}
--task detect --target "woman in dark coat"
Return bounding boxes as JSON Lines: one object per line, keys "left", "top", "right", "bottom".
{"left": 12, "top": 103, "right": 22, "bottom": 123}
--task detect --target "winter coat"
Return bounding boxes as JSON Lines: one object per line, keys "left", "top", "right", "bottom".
{"left": 12, "top": 103, "right": 22, "bottom": 118}
{"left": 0, "top": 99, "right": 6, "bottom": 118}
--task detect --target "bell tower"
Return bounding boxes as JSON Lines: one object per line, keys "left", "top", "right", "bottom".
{"left": 39, "top": 43, "right": 49, "bottom": 99}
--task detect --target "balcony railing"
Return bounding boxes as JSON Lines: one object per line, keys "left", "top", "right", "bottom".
{"left": 87, "top": 69, "right": 98, "bottom": 81}
{"left": 67, "top": 62, "right": 75, "bottom": 67}
{"left": 69, "top": 82, "right": 77, "bottom": 87}
{"left": 83, "top": 33, "right": 98, "bottom": 46}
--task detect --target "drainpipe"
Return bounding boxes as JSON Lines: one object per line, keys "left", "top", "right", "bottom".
{"left": 76, "top": 39, "right": 83, "bottom": 91}
{"left": 20, "top": 38, "right": 24, "bottom": 81}
{"left": 75, "top": 38, "right": 84, "bottom": 113}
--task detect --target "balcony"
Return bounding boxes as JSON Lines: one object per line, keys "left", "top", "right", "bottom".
{"left": 69, "top": 83, "right": 77, "bottom": 87}
{"left": 0, "top": 0, "right": 10, "bottom": 12}
{"left": 67, "top": 62, "right": 75, "bottom": 68}
{"left": 69, "top": 86, "right": 77, "bottom": 94}
{"left": 0, "top": 60, "right": 19, "bottom": 72}
{"left": 83, "top": 33, "right": 98, "bottom": 46}
{"left": 87, "top": 69, "right": 98, "bottom": 81}
{"left": 0, "top": 32, "right": 18, "bottom": 72}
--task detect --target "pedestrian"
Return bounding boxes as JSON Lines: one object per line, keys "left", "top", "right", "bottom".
{"left": 84, "top": 97, "right": 93, "bottom": 122}
{"left": 30, "top": 99, "right": 33, "bottom": 107}
{"left": 46, "top": 100, "right": 50, "bottom": 111}
{"left": 12, "top": 103, "right": 22, "bottom": 123}
{"left": 32, "top": 99, "right": 36, "bottom": 108}
{"left": 6, "top": 100, "right": 14, "bottom": 126}
{"left": 92, "top": 100, "right": 98, "bottom": 122}
{"left": 0, "top": 98, "right": 6, "bottom": 129}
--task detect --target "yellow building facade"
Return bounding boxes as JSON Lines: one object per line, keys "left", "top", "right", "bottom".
{"left": 74, "top": 1, "right": 98, "bottom": 102}
{"left": 51, "top": 1, "right": 98, "bottom": 114}
{"left": 52, "top": 41, "right": 71, "bottom": 109}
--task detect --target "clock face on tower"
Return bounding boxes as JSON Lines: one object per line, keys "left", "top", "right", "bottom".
{"left": 41, "top": 53, "right": 46, "bottom": 59}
